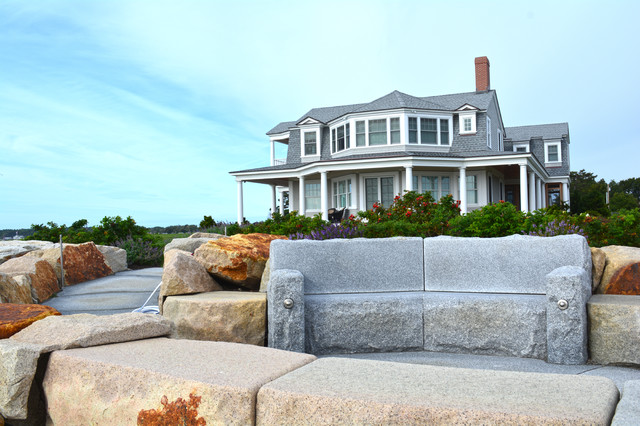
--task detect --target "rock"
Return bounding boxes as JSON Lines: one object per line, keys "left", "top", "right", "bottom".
{"left": 10, "top": 312, "right": 172, "bottom": 351}
{"left": 163, "top": 237, "right": 223, "bottom": 254}
{"left": 0, "top": 304, "right": 61, "bottom": 339}
{"left": 42, "top": 338, "right": 316, "bottom": 425}
{"left": 612, "top": 380, "right": 640, "bottom": 425}
{"left": 96, "top": 245, "right": 128, "bottom": 273}
{"left": 0, "top": 340, "right": 43, "bottom": 420}
{"left": 0, "top": 257, "right": 59, "bottom": 303}
{"left": 0, "top": 273, "right": 31, "bottom": 305}
{"left": 189, "top": 232, "right": 226, "bottom": 239}
{"left": 194, "top": 233, "right": 287, "bottom": 290}
{"left": 588, "top": 294, "right": 640, "bottom": 366}
{"left": 159, "top": 250, "right": 222, "bottom": 314}
{"left": 598, "top": 245, "right": 640, "bottom": 295}
{"left": 0, "top": 241, "right": 54, "bottom": 266}
{"left": 162, "top": 292, "right": 267, "bottom": 345}
{"left": 591, "top": 247, "right": 606, "bottom": 291}
{"left": 27, "top": 242, "right": 113, "bottom": 285}
{"left": 259, "top": 258, "right": 271, "bottom": 292}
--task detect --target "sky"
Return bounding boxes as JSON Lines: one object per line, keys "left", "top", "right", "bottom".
{"left": 1, "top": 0, "right": 639, "bottom": 230}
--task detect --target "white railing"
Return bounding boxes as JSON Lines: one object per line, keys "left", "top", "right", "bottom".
{"left": 273, "top": 158, "right": 286, "bottom": 166}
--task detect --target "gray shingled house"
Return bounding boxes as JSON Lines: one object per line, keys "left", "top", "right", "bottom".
{"left": 230, "top": 57, "right": 570, "bottom": 223}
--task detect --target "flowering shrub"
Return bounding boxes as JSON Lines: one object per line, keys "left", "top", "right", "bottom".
{"left": 289, "top": 223, "right": 362, "bottom": 240}
{"left": 577, "top": 208, "right": 640, "bottom": 247}
{"left": 527, "top": 219, "right": 586, "bottom": 237}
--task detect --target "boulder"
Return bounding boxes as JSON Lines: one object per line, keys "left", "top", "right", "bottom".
{"left": 194, "top": 233, "right": 287, "bottom": 290}
{"left": 27, "top": 242, "right": 113, "bottom": 285}
{"left": 598, "top": 245, "right": 640, "bottom": 295}
{"left": 162, "top": 292, "right": 266, "bottom": 345}
{"left": 588, "top": 294, "right": 640, "bottom": 366}
{"left": 189, "top": 232, "right": 226, "bottom": 239}
{"left": 0, "top": 241, "right": 54, "bottom": 266}
{"left": 0, "top": 273, "right": 31, "bottom": 305}
{"left": 0, "top": 257, "right": 59, "bottom": 303}
{"left": 590, "top": 247, "right": 606, "bottom": 291}
{"left": 0, "top": 304, "right": 60, "bottom": 339}
{"left": 159, "top": 250, "right": 223, "bottom": 314}
{"left": 96, "top": 245, "right": 128, "bottom": 273}
{"left": 259, "top": 258, "right": 271, "bottom": 292}
{"left": 164, "top": 237, "right": 223, "bottom": 254}
{"left": 0, "top": 340, "right": 43, "bottom": 420}
{"left": 10, "top": 312, "right": 172, "bottom": 351}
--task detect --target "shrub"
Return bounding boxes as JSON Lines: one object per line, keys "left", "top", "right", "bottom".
{"left": 242, "top": 211, "right": 327, "bottom": 236}
{"left": 526, "top": 219, "right": 586, "bottom": 237}
{"left": 91, "top": 216, "right": 147, "bottom": 246}
{"left": 289, "top": 223, "right": 362, "bottom": 240}
{"left": 114, "top": 236, "right": 163, "bottom": 268}
{"left": 448, "top": 201, "right": 526, "bottom": 237}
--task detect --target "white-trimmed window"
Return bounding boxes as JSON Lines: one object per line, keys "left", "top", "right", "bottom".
{"left": 412, "top": 174, "right": 451, "bottom": 201}
{"left": 368, "top": 119, "right": 387, "bottom": 146}
{"left": 355, "top": 120, "right": 366, "bottom": 146}
{"left": 332, "top": 178, "right": 353, "bottom": 208}
{"left": 497, "top": 128, "right": 503, "bottom": 151}
{"left": 466, "top": 175, "right": 478, "bottom": 204}
{"left": 304, "top": 132, "right": 317, "bottom": 156}
{"left": 331, "top": 123, "right": 350, "bottom": 153}
{"left": 545, "top": 142, "right": 562, "bottom": 163}
{"left": 408, "top": 117, "right": 450, "bottom": 145}
{"left": 365, "top": 176, "right": 395, "bottom": 209}
{"left": 390, "top": 117, "right": 401, "bottom": 144}
{"left": 513, "top": 143, "right": 529, "bottom": 153}
{"left": 486, "top": 116, "right": 492, "bottom": 148}
{"left": 305, "top": 182, "right": 321, "bottom": 210}
{"left": 459, "top": 111, "right": 477, "bottom": 135}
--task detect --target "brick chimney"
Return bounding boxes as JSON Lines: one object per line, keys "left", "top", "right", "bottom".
{"left": 475, "top": 56, "right": 490, "bottom": 92}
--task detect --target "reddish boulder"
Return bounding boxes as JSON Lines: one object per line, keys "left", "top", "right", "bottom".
{"left": 27, "top": 242, "right": 113, "bottom": 285}
{"left": 605, "top": 263, "right": 640, "bottom": 295}
{"left": 194, "top": 233, "right": 287, "bottom": 290}
{"left": 598, "top": 246, "right": 640, "bottom": 295}
{"left": 0, "top": 256, "right": 59, "bottom": 303}
{"left": 0, "top": 303, "right": 60, "bottom": 339}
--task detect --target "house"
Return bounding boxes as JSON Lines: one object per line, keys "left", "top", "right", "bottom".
{"left": 230, "top": 57, "right": 570, "bottom": 223}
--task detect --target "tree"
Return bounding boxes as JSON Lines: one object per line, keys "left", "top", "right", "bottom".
{"left": 569, "top": 170, "right": 609, "bottom": 216}
{"left": 609, "top": 177, "right": 640, "bottom": 208}
{"left": 199, "top": 215, "right": 216, "bottom": 229}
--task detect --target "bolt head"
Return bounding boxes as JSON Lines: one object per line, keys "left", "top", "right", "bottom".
{"left": 557, "top": 299, "right": 569, "bottom": 310}
{"left": 283, "top": 298, "right": 294, "bottom": 309}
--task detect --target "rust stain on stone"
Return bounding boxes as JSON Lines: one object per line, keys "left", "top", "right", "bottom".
{"left": 0, "top": 303, "right": 60, "bottom": 339}
{"left": 58, "top": 242, "right": 113, "bottom": 285}
{"left": 217, "top": 256, "right": 249, "bottom": 282}
{"left": 137, "top": 393, "right": 206, "bottom": 425}
{"left": 33, "top": 260, "right": 60, "bottom": 302}
{"left": 605, "top": 263, "right": 640, "bottom": 295}
{"left": 206, "top": 233, "right": 287, "bottom": 261}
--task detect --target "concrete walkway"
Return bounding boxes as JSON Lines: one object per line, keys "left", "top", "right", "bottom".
{"left": 43, "top": 268, "right": 162, "bottom": 316}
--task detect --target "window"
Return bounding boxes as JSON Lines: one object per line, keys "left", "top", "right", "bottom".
{"left": 331, "top": 123, "right": 351, "bottom": 153}
{"left": 368, "top": 119, "right": 387, "bottom": 145}
{"left": 417, "top": 175, "right": 451, "bottom": 201}
{"left": 333, "top": 179, "right": 352, "bottom": 208}
{"left": 467, "top": 175, "right": 478, "bottom": 204}
{"left": 409, "top": 117, "right": 418, "bottom": 143}
{"left": 412, "top": 175, "right": 419, "bottom": 191}
{"left": 421, "top": 118, "right": 437, "bottom": 144}
{"left": 486, "top": 116, "right": 492, "bottom": 148}
{"left": 390, "top": 118, "right": 400, "bottom": 144}
{"left": 356, "top": 121, "right": 366, "bottom": 146}
{"left": 440, "top": 119, "right": 450, "bottom": 145}
{"left": 516, "top": 147, "right": 527, "bottom": 152}
{"left": 305, "top": 182, "right": 321, "bottom": 210}
{"left": 547, "top": 183, "right": 561, "bottom": 206}
{"left": 497, "top": 129, "right": 503, "bottom": 151}
{"left": 463, "top": 118, "right": 472, "bottom": 132}
{"left": 304, "top": 132, "right": 317, "bottom": 155}
{"left": 365, "top": 176, "right": 394, "bottom": 209}
{"left": 514, "top": 143, "right": 529, "bottom": 153}
{"left": 459, "top": 111, "right": 476, "bottom": 135}
{"left": 546, "top": 143, "right": 561, "bottom": 163}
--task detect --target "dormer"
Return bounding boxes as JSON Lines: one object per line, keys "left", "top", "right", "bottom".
{"left": 456, "top": 104, "right": 478, "bottom": 135}
{"left": 297, "top": 117, "right": 322, "bottom": 162}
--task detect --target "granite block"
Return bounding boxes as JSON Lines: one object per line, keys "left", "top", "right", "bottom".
{"left": 423, "top": 292, "right": 547, "bottom": 359}
{"left": 423, "top": 234, "right": 592, "bottom": 294}
{"left": 546, "top": 266, "right": 591, "bottom": 364}
{"left": 588, "top": 294, "right": 640, "bottom": 366}
{"left": 256, "top": 357, "right": 619, "bottom": 425}
{"left": 270, "top": 237, "right": 424, "bottom": 294}
{"left": 268, "top": 269, "right": 305, "bottom": 353}
{"left": 305, "top": 292, "right": 424, "bottom": 355}
{"left": 612, "top": 380, "right": 640, "bottom": 425}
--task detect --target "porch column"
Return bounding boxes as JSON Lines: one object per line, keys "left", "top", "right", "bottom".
{"left": 563, "top": 182, "right": 570, "bottom": 205}
{"left": 299, "top": 176, "right": 306, "bottom": 216}
{"left": 536, "top": 177, "right": 543, "bottom": 210}
{"left": 520, "top": 165, "right": 529, "bottom": 212}
{"left": 528, "top": 171, "right": 536, "bottom": 212}
{"left": 279, "top": 188, "right": 285, "bottom": 215}
{"left": 459, "top": 166, "right": 467, "bottom": 214}
{"left": 237, "top": 180, "right": 244, "bottom": 225}
{"left": 405, "top": 166, "right": 413, "bottom": 192}
{"left": 320, "top": 171, "right": 328, "bottom": 221}
{"left": 271, "top": 185, "right": 277, "bottom": 217}
{"left": 270, "top": 140, "right": 275, "bottom": 166}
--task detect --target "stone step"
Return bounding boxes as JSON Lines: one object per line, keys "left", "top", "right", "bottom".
{"left": 257, "top": 357, "right": 620, "bottom": 425}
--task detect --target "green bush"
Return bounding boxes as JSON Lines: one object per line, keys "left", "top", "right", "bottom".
{"left": 115, "top": 236, "right": 163, "bottom": 267}
{"left": 241, "top": 211, "right": 327, "bottom": 236}
{"left": 448, "top": 201, "right": 526, "bottom": 237}
{"left": 578, "top": 208, "right": 640, "bottom": 247}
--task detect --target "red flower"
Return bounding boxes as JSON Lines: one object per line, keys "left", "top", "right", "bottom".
{"left": 406, "top": 210, "right": 412, "bottom": 217}
{"left": 349, "top": 214, "right": 355, "bottom": 220}
{"left": 499, "top": 200, "right": 505, "bottom": 203}
{"left": 387, "top": 213, "right": 392, "bottom": 217}
{"left": 394, "top": 195, "right": 401, "bottom": 200}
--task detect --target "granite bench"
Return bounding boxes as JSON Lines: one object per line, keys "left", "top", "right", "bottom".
{"left": 268, "top": 234, "right": 593, "bottom": 364}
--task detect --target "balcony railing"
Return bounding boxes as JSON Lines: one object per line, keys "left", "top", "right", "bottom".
{"left": 273, "top": 158, "right": 286, "bottom": 166}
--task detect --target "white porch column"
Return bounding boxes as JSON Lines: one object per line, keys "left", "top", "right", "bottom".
{"left": 270, "top": 140, "right": 275, "bottom": 166}
{"left": 520, "top": 165, "right": 529, "bottom": 212}
{"left": 528, "top": 171, "right": 536, "bottom": 212}
{"left": 320, "top": 171, "right": 328, "bottom": 221}
{"left": 405, "top": 166, "right": 413, "bottom": 192}
{"left": 536, "top": 177, "right": 543, "bottom": 210}
{"left": 299, "top": 176, "right": 306, "bottom": 216}
{"left": 563, "top": 182, "right": 570, "bottom": 205}
{"left": 459, "top": 167, "right": 467, "bottom": 214}
{"left": 236, "top": 180, "right": 244, "bottom": 225}
{"left": 270, "top": 185, "right": 277, "bottom": 217}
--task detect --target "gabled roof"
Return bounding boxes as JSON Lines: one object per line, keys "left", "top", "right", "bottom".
{"left": 351, "top": 90, "right": 447, "bottom": 114}
{"left": 505, "top": 123, "right": 569, "bottom": 141}
{"left": 421, "top": 91, "right": 495, "bottom": 111}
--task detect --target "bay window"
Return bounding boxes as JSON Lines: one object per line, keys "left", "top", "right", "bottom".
{"left": 420, "top": 118, "right": 437, "bottom": 144}
{"left": 331, "top": 123, "right": 351, "bottom": 153}
{"left": 390, "top": 117, "right": 400, "bottom": 144}
{"left": 356, "top": 121, "right": 366, "bottom": 146}
{"left": 368, "top": 119, "right": 387, "bottom": 146}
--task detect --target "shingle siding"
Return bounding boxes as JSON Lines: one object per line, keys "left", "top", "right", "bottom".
{"left": 287, "top": 129, "right": 301, "bottom": 164}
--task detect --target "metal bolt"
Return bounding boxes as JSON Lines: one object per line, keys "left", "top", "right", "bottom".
{"left": 283, "top": 298, "right": 294, "bottom": 309}
{"left": 557, "top": 299, "right": 569, "bottom": 310}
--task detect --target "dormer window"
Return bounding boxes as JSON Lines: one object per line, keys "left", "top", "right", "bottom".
{"left": 545, "top": 141, "right": 562, "bottom": 163}
{"left": 458, "top": 108, "right": 477, "bottom": 135}
{"left": 463, "top": 118, "right": 472, "bottom": 132}
{"left": 304, "top": 132, "right": 317, "bottom": 155}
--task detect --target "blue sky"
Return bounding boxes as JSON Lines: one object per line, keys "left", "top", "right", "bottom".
{"left": 1, "top": 0, "right": 639, "bottom": 229}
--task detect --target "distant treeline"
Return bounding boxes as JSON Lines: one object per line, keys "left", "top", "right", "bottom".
{"left": 1, "top": 228, "right": 35, "bottom": 239}
{"left": 0, "top": 224, "right": 203, "bottom": 239}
